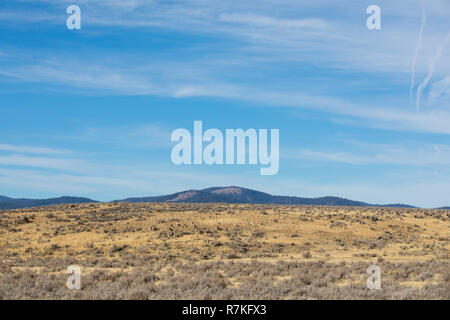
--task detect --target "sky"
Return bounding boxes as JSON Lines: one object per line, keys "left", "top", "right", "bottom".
{"left": 0, "top": 0, "right": 449, "bottom": 208}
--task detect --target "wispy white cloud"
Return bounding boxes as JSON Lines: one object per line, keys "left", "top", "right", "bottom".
{"left": 416, "top": 33, "right": 450, "bottom": 110}
{"left": 409, "top": 4, "right": 426, "bottom": 108}
{"left": 217, "top": 13, "right": 329, "bottom": 30}
{"left": 427, "top": 75, "right": 450, "bottom": 105}
{"left": 0, "top": 168, "right": 152, "bottom": 196}
{"left": 0, "top": 0, "right": 448, "bottom": 137}
{"left": 0, "top": 10, "right": 58, "bottom": 23}
{"left": 58, "top": 123, "right": 173, "bottom": 149}
{"left": 174, "top": 83, "right": 450, "bottom": 135}
{"left": 0, "top": 143, "right": 71, "bottom": 155}
{"left": 3, "top": 0, "right": 449, "bottom": 75}
{"left": 3, "top": 50, "right": 450, "bottom": 135}
{"left": 0, "top": 143, "right": 125, "bottom": 174}
{"left": 287, "top": 142, "right": 450, "bottom": 166}
{"left": 8, "top": 63, "right": 160, "bottom": 95}
{"left": 0, "top": 154, "right": 96, "bottom": 172}
{"left": 1, "top": 1, "right": 449, "bottom": 116}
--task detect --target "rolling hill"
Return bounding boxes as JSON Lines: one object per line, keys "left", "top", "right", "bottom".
{"left": 0, "top": 196, "right": 96, "bottom": 210}
{"left": 117, "top": 186, "right": 417, "bottom": 208}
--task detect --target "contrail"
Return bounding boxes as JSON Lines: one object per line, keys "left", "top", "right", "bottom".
{"left": 416, "top": 33, "right": 450, "bottom": 111}
{"left": 427, "top": 76, "right": 450, "bottom": 105}
{"left": 410, "top": 6, "right": 426, "bottom": 108}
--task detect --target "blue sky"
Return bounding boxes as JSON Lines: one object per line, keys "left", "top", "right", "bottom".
{"left": 0, "top": 0, "right": 450, "bottom": 207}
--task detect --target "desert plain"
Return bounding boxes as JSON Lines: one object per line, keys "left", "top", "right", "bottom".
{"left": 0, "top": 202, "right": 448, "bottom": 299}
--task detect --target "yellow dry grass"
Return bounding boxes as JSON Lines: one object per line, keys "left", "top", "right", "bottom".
{"left": 1, "top": 202, "right": 448, "bottom": 263}
{"left": 0, "top": 202, "right": 448, "bottom": 299}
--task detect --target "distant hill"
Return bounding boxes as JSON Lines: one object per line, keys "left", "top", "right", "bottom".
{"left": 117, "top": 186, "right": 417, "bottom": 208}
{"left": 376, "top": 204, "right": 416, "bottom": 208}
{"left": 3, "top": 186, "right": 443, "bottom": 210}
{"left": 0, "top": 196, "right": 96, "bottom": 210}
{"left": 437, "top": 206, "right": 450, "bottom": 210}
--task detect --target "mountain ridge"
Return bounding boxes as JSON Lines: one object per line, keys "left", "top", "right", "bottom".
{"left": 1, "top": 186, "right": 448, "bottom": 210}
{"left": 115, "top": 186, "right": 418, "bottom": 208}
{"left": 0, "top": 196, "right": 96, "bottom": 210}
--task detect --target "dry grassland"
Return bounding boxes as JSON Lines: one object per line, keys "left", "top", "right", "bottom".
{"left": 0, "top": 202, "right": 448, "bottom": 299}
